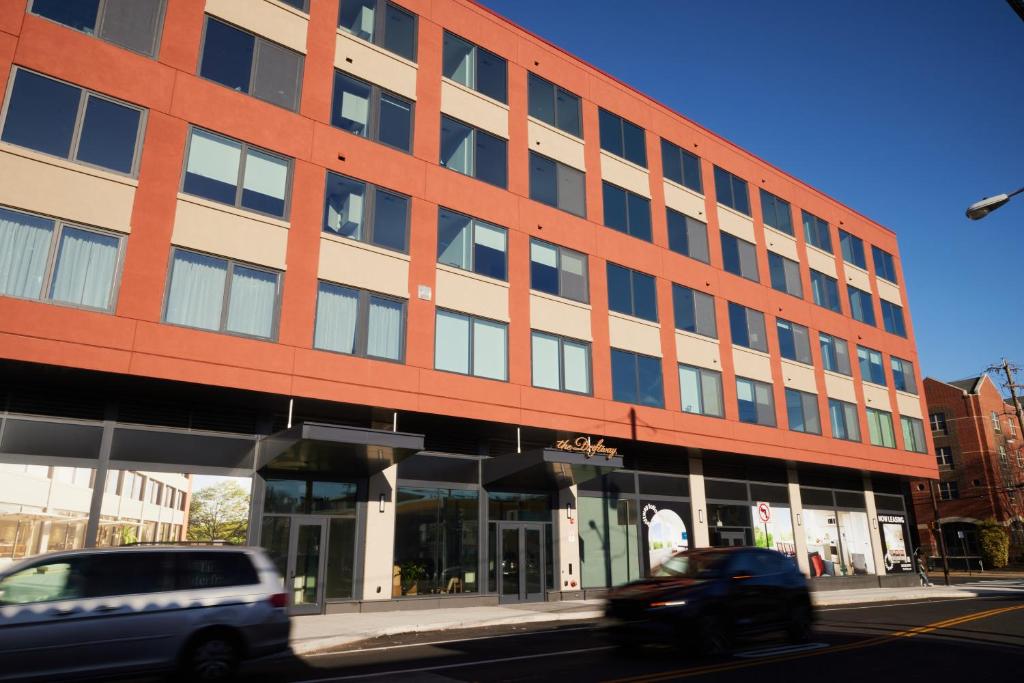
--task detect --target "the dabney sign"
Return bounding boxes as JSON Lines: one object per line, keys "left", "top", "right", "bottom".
{"left": 554, "top": 436, "right": 619, "bottom": 460}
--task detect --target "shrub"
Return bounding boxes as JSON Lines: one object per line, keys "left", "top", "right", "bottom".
{"left": 978, "top": 518, "right": 1009, "bottom": 569}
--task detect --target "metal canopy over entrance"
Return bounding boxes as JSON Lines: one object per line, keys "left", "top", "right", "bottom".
{"left": 256, "top": 422, "right": 425, "bottom": 476}
{"left": 482, "top": 448, "right": 624, "bottom": 492}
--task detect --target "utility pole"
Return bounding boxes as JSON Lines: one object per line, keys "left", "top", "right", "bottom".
{"left": 929, "top": 482, "right": 951, "bottom": 585}
{"left": 986, "top": 359, "right": 1024, "bottom": 558}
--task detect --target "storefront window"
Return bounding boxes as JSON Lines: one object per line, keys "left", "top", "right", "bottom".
{"left": 578, "top": 496, "right": 639, "bottom": 588}
{"left": 750, "top": 503, "right": 795, "bottom": 557}
{"left": 264, "top": 479, "right": 307, "bottom": 513}
{"left": 639, "top": 499, "right": 691, "bottom": 573}
{"left": 326, "top": 517, "right": 357, "bottom": 599}
{"left": 707, "top": 503, "right": 752, "bottom": 547}
{"left": 487, "top": 492, "right": 550, "bottom": 522}
{"left": 393, "top": 487, "right": 479, "bottom": 597}
{"left": 804, "top": 507, "right": 875, "bottom": 577}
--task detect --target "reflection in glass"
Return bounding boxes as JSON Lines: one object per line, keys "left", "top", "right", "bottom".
{"left": 393, "top": 487, "right": 479, "bottom": 597}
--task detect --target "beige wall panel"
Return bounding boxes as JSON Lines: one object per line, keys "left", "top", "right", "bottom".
{"left": 530, "top": 294, "right": 592, "bottom": 341}
{"left": 318, "top": 237, "right": 409, "bottom": 298}
{"left": 435, "top": 267, "right": 509, "bottom": 321}
{"left": 825, "top": 372, "right": 857, "bottom": 403}
{"left": 862, "top": 382, "right": 892, "bottom": 412}
{"left": 336, "top": 31, "right": 417, "bottom": 100}
{"left": 173, "top": 198, "right": 288, "bottom": 270}
{"left": 206, "top": 0, "right": 308, "bottom": 53}
{"left": 781, "top": 360, "right": 818, "bottom": 394}
{"left": 716, "top": 205, "right": 755, "bottom": 242}
{"left": 600, "top": 152, "right": 650, "bottom": 197}
{"left": 877, "top": 278, "right": 902, "bottom": 306}
{"left": 0, "top": 147, "right": 135, "bottom": 233}
{"left": 844, "top": 264, "right": 871, "bottom": 292}
{"left": 675, "top": 331, "right": 720, "bottom": 371}
{"left": 441, "top": 81, "right": 508, "bottom": 138}
{"left": 806, "top": 245, "right": 837, "bottom": 278}
{"left": 764, "top": 228, "right": 798, "bottom": 261}
{"left": 663, "top": 182, "right": 707, "bottom": 220}
{"left": 732, "top": 347, "right": 773, "bottom": 383}
{"left": 361, "top": 465, "right": 397, "bottom": 600}
{"left": 608, "top": 313, "right": 662, "bottom": 357}
{"left": 527, "top": 120, "right": 585, "bottom": 170}
{"left": 897, "top": 391, "right": 924, "bottom": 419}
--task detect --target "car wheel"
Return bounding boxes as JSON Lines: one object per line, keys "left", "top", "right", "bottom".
{"left": 787, "top": 600, "right": 813, "bottom": 643}
{"left": 185, "top": 632, "right": 240, "bottom": 681}
{"left": 695, "top": 613, "right": 731, "bottom": 657}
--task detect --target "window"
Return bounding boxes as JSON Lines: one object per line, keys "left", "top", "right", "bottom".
{"left": 839, "top": 229, "right": 866, "bottom": 269}
{"left": 661, "top": 139, "right": 702, "bottom": 193}
{"left": 936, "top": 447, "right": 953, "bottom": 469}
{"left": 672, "top": 284, "right": 716, "bottom": 338}
{"left": 999, "top": 444, "right": 1008, "bottom": 465}
{"left": 331, "top": 71, "right": 413, "bottom": 153}
{"left": 323, "top": 172, "right": 409, "bottom": 252}
{"left": 529, "top": 239, "right": 588, "bottom": 303}
{"left": 531, "top": 331, "right": 591, "bottom": 394}
{"left": 598, "top": 109, "right": 646, "bottom": 167}
{"left": 776, "top": 319, "right": 812, "bottom": 364}
{"left": 679, "top": 364, "right": 723, "bottom": 417}
{"left": 802, "top": 211, "right": 832, "bottom": 253}
{"left": 891, "top": 357, "right": 917, "bottom": 394}
{"left": 728, "top": 303, "right": 767, "bottom": 352}
{"left": 810, "top": 269, "right": 841, "bottom": 313}
{"left": 819, "top": 333, "right": 851, "bottom": 375}
{"left": 437, "top": 208, "right": 507, "bottom": 280}
{"left": 759, "top": 190, "right": 792, "bottom": 235}
{"left": 163, "top": 249, "right": 280, "bottom": 340}
{"left": 602, "top": 182, "right": 651, "bottom": 240}
{"left": 736, "top": 377, "right": 775, "bottom": 426}
{"left": 867, "top": 408, "right": 896, "bottom": 448}
{"left": 848, "top": 286, "right": 875, "bottom": 326}
{"left": 1011, "top": 420, "right": 1018, "bottom": 437}
{"left": 182, "top": 128, "right": 291, "bottom": 218}
{"left": 768, "top": 252, "right": 802, "bottom": 298}
{"left": 872, "top": 246, "right": 897, "bottom": 284}
{"left": 527, "top": 73, "right": 581, "bottom": 137}
{"left": 881, "top": 300, "right": 906, "bottom": 337}
{"left": 393, "top": 488, "right": 478, "bottom": 597}
{"left": 666, "top": 208, "right": 709, "bottom": 263}
{"left": 930, "top": 412, "right": 948, "bottom": 434}
{"left": 0, "top": 206, "right": 122, "bottom": 311}
{"left": 30, "top": 0, "right": 165, "bottom": 57}
{"left": 439, "top": 115, "right": 507, "bottom": 188}
{"left": 2, "top": 68, "right": 144, "bottom": 175}
{"left": 434, "top": 309, "right": 507, "bottom": 381}
{"left": 338, "top": 0, "right": 417, "bottom": 62}
{"left": 606, "top": 263, "right": 657, "bottom": 322}
{"left": 199, "top": 17, "right": 303, "bottom": 111}
{"left": 530, "top": 152, "right": 585, "bottom": 217}
{"left": 829, "top": 399, "right": 860, "bottom": 441}
{"left": 938, "top": 481, "right": 958, "bottom": 500}
{"left": 901, "top": 416, "right": 927, "bottom": 453}
{"left": 786, "top": 388, "right": 821, "bottom": 434}
{"left": 611, "top": 349, "right": 663, "bottom": 407}
{"left": 992, "top": 411, "right": 1001, "bottom": 433}
{"left": 314, "top": 282, "right": 405, "bottom": 361}
{"left": 857, "top": 346, "right": 886, "bottom": 385}
{"left": 721, "top": 233, "right": 759, "bottom": 281}
{"left": 713, "top": 166, "right": 750, "bottom": 215}
{"left": 280, "top": 0, "right": 309, "bottom": 10}
{"left": 442, "top": 31, "right": 505, "bottom": 102}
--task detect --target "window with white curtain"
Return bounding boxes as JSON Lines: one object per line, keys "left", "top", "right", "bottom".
{"left": 163, "top": 248, "right": 279, "bottom": 339}
{"left": 313, "top": 282, "right": 405, "bottom": 361}
{"left": 0, "top": 206, "right": 122, "bottom": 311}
{"left": 323, "top": 172, "right": 409, "bottom": 252}
{"left": 434, "top": 309, "right": 507, "bottom": 381}
{"left": 182, "top": 127, "right": 292, "bottom": 218}
{"left": 530, "top": 331, "right": 591, "bottom": 395}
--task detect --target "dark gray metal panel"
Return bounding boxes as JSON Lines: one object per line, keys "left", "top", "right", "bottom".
{"left": 109, "top": 426, "right": 256, "bottom": 473}
{"left": 256, "top": 422, "right": 425, "bottom": 475}
{"left": 482, "top": 448, "right": 623, "bottom": 491}
{"left": 0, "top": 418, "right": 104, "bottom": 461}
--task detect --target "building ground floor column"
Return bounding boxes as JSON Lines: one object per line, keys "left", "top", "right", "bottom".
{"left": 787, "top": 464, "right": 810, "bottom": 576}
{"left": 361, "top": 465, "right": 397, "bottom": 601}
{"left": 687, "top": 455, "right": 710, "bottom": 548}
{"left": 555, "top": 485, "right": 582, "bottom": 596}
{"left": 862, "top": 475, "right": 887, "bottom": 577}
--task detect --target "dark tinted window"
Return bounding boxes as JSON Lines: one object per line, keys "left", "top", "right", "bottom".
{"left": 714, "top": 166, "right": 749, "bottom": 215}
{"left": 802, "top": 211, "right": 832, "bottom": 253}
{"left": 602, "top": 183, "right": 651, "bottom": 241}
{"left": 528, "top": 73, "right": 581, "bottom": 137}
{"left": 611, "top": 349, "right": 663, "bottom": 408}
{"left": 661, "top": 138, "right": 702, "bottom": 193}
{"left": 177, "top": 552, "right": 259, "bottom": 589}
{"left": 839, "top": 229, "right": 866, "bottom": 269}
{"left": 2, "top": 69, "right": 80, "bottom": 158}
{"left": 200, "top": 17, "right": 254, "bottom": 94}
{"left": 666, "top": 209, "right": 709, "bottom": 263}
{"left": 383, "top": 3, "right": 416, "bottom": 61}
{"left": 599, "top": 109, "right": 646, "bottom": 167}
{"left": 32, "top": 0, "right": 99, "bottom": 31}
{"left": 379, "top": 94, "right": 412, "bottom": 151}
{"left": 872, "top": 246, "right": 897, "bottom": 283}
{"left": 759, "top": 189, "right": 792, "bottom": 235}
{"left": 76, "top": 96, "right": 141, "bottom": 174}
{"left": 81, "top": 552, "right": 177, "bottom": 597}
{"left": 475, "top": 129, "right": 507, "bottom": 188}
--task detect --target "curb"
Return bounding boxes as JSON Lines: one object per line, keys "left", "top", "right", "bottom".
{"left": 812, "top": 588, "right": 978, "bottom": 607}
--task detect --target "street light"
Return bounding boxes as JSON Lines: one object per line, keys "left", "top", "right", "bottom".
{"left": 965, "top": 186, "right": 1024, "bottom": 220}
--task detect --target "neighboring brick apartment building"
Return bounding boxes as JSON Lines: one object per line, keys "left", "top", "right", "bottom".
{"left": 0, "top": 0, "right": 933, "bottom": 612}
{"left": 912, "top": 376, "right": 1024, "bottom": 565}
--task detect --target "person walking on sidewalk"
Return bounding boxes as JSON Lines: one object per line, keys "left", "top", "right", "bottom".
{"left": 915, "top": 547, "right": 934, "bottom": 587}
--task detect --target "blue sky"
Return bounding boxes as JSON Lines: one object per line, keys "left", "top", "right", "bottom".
{"left": 481, "top": 0, "right": 1024, "bottom": 384}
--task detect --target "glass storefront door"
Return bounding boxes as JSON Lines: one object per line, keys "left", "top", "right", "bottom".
{"left": 289, "top": 519, "right": 327, "bottom": 614}
{"left": 496, "top": 523, "right": 545, "bottom": 603}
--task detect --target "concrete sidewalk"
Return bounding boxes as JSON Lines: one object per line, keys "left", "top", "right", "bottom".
{"left": 289, "top": 585, "right": 978, "bottom": 654}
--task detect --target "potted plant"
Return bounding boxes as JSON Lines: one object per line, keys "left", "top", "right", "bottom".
{"left": 400, "top": 561, "right": 427, "bottom": 596}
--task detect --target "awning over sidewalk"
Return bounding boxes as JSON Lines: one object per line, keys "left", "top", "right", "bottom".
{"left": 482, "top": 447, "right": 623, "bottom": 492}
{"left": 256, "top": 422, "right": 425, "bottom": 477}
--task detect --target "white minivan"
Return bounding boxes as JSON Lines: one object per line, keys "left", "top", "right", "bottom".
{"left": 0, "top": 546, "right": 291, "bottom": 681}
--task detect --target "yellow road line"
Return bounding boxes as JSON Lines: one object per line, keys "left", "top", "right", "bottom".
{"left": 605, "top": 603, "right": 1024, "bottom": 683}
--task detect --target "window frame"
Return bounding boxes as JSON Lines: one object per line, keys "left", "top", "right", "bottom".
{"left": 759, "top": 189, "right": 793, "bottom": 235}
{"left": 527, "top": 72, "right": 581, "bottom": 138}
{"left": 768, "top": 251, "right": 803, "bottom": 298}
{"left": 866, "top": 407, "right": 896, "bottom": 448}
{"left": 313, "top": 281, "right": 407, "bottom": 362}
{"left": 891, "top": 356, "right": 917, "bottom": 394}
{"left": 828, "top": 398, "right": 861, "bottom": 442}
{"left": 29, "top": 0, "right": 167, "bottom": 58}
{"left": 857, "top": 346, "right": 887, "bottom": 386}
{"left": 720, "top": 232, "right": 759, "bottom": 282}
{"left": 0, "top": 205, "right": 125, "bottom": 313}
{"left": 441, "top": 30, "right": 506, "bottom": 103}
{"left": 439, "top": 114, "right": 507, "bottom": 188}
{"left": 819, "top": 332, "right": 851, "bottom": 376}
{"left": 437, "top": 207, "right": 508, "bottom": 281}
{"left": 1, "top": 67, "right": 147, "bottom": 177}
{"left": 848, "top": 285, "right": 876, "bottom": 326}
{"left": 433, "top": 308, "right": 509, "bottom": 381}
{"left": 809, "top": 268, "right": 841, "bottom": 313}
{"left": 666, "top": 207, "right": 709, "bottom": 263}
{"left": 179, "top": 126, "right": 294, "bottom": 220}
{"left": 678, "top": 363, "right": 724, "bottom": 418}
{"left": 736, "top": 376, "right": 776, "bottom": 427}
{"left": 838, "top": 229, "right": 866, "bottom": 269}
{"left": 606, "top": 262, "right": 658, "bottom": 322}
{"left": 323, "top": 170, "right": 411, "bottom": 253}
{"left": 338, "top": 0, "right": 418, "bottom": 62}
{"left": 601, "top": 181, "right": 651, "bottom": 240}
{"left": 660, "top": 138, "right": 702, "bottom": 193}
{"left": 930, "top": 412, "right": 948, "bottom": 434}
{"left": 872, "top": 245, "right": 898, "bottom": 284}
{"left": 728, "top": 302, "right": 767, "bottom": 353}
{"left": 901, "top": 415, "right": 927, "bottom": 453}
{"left": 160, "top": 247, "right": 283, "bottom": 342}
{"left": 672, "top": 283, "right": 717, "bottom": 339}
{"left": 785, "top": 388, "right": 821, "bottom": 435}
{"left": 610, "top": 347, "right": 664, "bottom": 408}
{"left": 529, "top": 237, "right": 589, "bottom": 304}
{"left": 802, "top": 210, "right": 832, "bottom": 253}
{"left": 992, "top": 411, "right": 1001, "bottom": 433}
{"left": 529, "top": 150, "right": 586, "bottom": 217}
{"left": 713, "top": 166, "right": 750, "bottom": 216}
{"left": 331, "top": 69, "right": 415, "bottom": 154}
{"left": 530, "top": 330, "right": 592, "bottom": 396}
{"left": 776, "top": 318, "right": 812, "bottom": 365}
{"left": 881, "top": 299, "right": 906, "bottom": 337}
{"left": 936, "top": 446, "right": 953, "bottom": 470}
{"left": 598, "top": 108, "right": 647, "bottom": 168}
{"left": 938, "top": 481, "right": 958, "bottom": 500}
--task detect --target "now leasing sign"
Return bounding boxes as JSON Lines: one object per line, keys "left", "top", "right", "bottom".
{"left": 554, "top": 436, "right": 619, "bottom": 460}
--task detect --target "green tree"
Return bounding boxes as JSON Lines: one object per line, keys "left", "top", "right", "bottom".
{"left": 978, "top": 518, "right": 1009, "bottom": 569}
{"left": 187, "top": 481, "right": 250, "bottom": 544}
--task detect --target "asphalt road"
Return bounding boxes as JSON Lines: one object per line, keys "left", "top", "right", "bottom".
{"left": 240, "top": 580, "right": 1024, "bottom": 683}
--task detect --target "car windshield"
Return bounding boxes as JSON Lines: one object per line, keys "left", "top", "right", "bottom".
{"left": 652, "top": 552, "right": 729, "bottom": 579}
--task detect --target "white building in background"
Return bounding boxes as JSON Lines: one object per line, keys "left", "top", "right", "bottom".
{"left": 0, "top": 465, "right": 191, "bottom": 568}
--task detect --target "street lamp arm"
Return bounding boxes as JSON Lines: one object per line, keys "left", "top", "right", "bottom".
{"left": 966, "top": 185, "right": 1024, "bottom": 220}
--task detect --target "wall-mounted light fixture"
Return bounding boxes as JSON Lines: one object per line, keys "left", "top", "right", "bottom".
{"left": 567, "top": 501, "right": 574, "bottom": 520}
{"left": 872, "top": 517, "right": 878, "bottom": 529}
{"left": 379, "top": 494, "right": 385, "bottom": 513}
{"left": 698, "top": 509, "right": 704, "bottom": 523}
{"left": 797, "top": 513, "right": 802, "bottom": 526}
